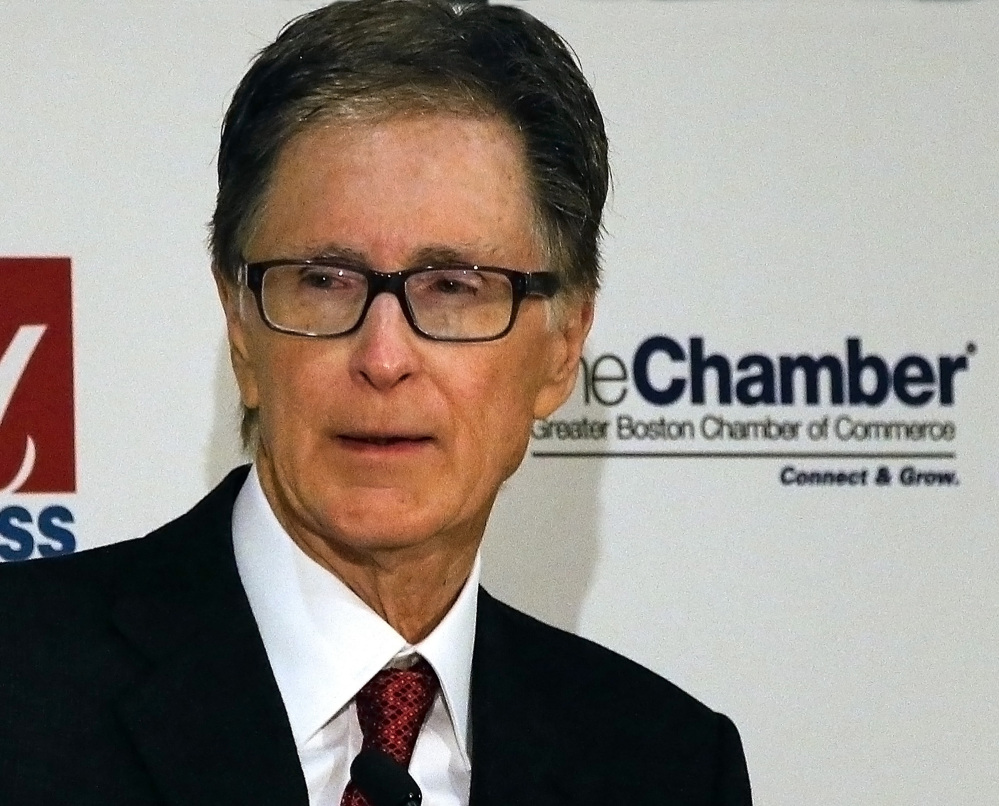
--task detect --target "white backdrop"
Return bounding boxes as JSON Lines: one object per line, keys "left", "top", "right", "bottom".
{"left": 2, "top": 2, "right": 996, "bottom": 803}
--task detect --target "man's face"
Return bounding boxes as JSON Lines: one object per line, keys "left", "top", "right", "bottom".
{"left": 220, "top": 113, "right": 591, "bottom": 565}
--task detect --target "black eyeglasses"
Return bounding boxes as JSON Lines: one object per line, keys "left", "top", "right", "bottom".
{"left": 241, "top": 259, "right": 561, "bottom": 342}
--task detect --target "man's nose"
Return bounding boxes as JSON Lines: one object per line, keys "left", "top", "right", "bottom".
{"left": 348, "top": 292, "right": 420, "bottom": 390}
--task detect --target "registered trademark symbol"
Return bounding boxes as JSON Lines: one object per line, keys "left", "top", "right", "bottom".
{"left": 966, "top": 342, "right": 977, "bottom": 355}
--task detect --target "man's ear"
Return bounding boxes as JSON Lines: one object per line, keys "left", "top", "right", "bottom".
{"left": 214, "top": 270, "right": 260, "bottom": 411}
{"left": 532, "top": 295, "right": 594, "bottom": 420}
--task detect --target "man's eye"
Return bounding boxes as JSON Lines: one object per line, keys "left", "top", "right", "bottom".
{"left": 431, "top": 275, "right": 479, "bottom": 295}
{"left": 416, "top": 269, "right": 485, "bottom": 297}
{"left": 300, "top": 270, "right": 332, "bottom": 288}
{"left": 297, "top": 268, "right": 359, "bottom": 292}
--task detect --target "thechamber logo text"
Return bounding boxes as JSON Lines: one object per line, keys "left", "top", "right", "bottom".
{"left": 532, "top": 335, "right": 975, "bottom": 486}
{"left": 575, "top": 336, "right": 971, "bottom": 408}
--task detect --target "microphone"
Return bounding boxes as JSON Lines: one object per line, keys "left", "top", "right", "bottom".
{"left": 349, "top": 748, "right": 423, "bottom": 806}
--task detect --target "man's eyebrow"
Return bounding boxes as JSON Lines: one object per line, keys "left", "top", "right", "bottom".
{"left": 301, "top": 244, "right": 369, "bottom": 268}
{"left": 300, "top": 243, "right": 502, "bottom": 268}
{"left": 410, "top": 246, "right": 475, "bottom": 266}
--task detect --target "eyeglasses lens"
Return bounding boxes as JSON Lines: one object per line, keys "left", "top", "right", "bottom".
{"left": 262, "top": 265, "right": 367, "bottom": 336}
{"left": 406, "top": 268, "right": 513, "bottom": 340}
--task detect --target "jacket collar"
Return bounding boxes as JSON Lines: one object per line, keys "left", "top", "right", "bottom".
{"left": 470, "top": 590, "right": 587, "bottom": 806}
{"left": 110, "top": 466, "right": 308, "bottom": 806}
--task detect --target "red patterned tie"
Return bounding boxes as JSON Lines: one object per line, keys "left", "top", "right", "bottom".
{"left": 340, "top": 658, "right": 439, "bottom": 806}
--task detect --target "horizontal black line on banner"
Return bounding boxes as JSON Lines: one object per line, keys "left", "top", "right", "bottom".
{"left": 531, "top": 451, "right": 957, "bottom": 460}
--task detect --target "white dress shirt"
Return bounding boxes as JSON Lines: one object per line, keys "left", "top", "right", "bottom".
{"left": 232, "top": 466, "right": 477, "bottom": 806}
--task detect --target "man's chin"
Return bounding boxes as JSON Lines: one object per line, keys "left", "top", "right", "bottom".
{"left": 311, "top": 503, "right": 460, "bottom": 559}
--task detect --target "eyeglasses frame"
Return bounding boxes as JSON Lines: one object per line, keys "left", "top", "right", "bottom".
{"left": 241, "top": 259, "right": 562, "bottom": 342}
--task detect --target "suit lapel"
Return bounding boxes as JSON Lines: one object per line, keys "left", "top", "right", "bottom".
{"left": 110, "top": 468, "right": 308, "bottom": 806}
{"left": 469, "top": 590, "right": 584, "bottom": 806}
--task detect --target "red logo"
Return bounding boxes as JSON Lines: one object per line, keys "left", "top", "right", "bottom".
{"left": 0, "top": 258, "right": 75, "bottom": 494}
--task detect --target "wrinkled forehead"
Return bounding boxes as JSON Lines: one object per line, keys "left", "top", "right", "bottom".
{"left": 245, "top": 111, "right": 545, "bottom": 274}
{"left": 247, "top": 106, "right": 547, "bottom": 263}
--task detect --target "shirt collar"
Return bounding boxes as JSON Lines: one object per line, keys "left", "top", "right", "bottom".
{"left": 231, "top": 466, "right": 477, "bottom": 766}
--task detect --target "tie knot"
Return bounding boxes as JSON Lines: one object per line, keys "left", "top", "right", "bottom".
{"left": 355, "top": 657, "right": 439, "bottom": 767}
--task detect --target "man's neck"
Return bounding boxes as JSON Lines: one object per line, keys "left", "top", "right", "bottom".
{"left": 286, "top": 532, "right": 477, "bottom": 643}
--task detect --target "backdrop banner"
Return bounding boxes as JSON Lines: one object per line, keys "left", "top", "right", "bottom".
{"left": 1, "top": 2, "right": 996, "bottom": 803}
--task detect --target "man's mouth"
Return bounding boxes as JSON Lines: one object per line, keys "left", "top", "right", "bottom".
{"left": 339, "top": 434, "right": 433, "bottom": 446}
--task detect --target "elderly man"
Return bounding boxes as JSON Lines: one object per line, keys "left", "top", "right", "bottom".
{"left": 0, "top": 1, "right": 751, "bottom": 804}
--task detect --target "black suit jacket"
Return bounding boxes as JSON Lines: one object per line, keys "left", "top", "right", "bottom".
{"left": 0, "top": 466, "right": 751, "bottom": 805}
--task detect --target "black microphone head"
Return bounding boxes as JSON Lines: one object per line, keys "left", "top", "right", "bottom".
{"left": 349, "top": 748, "right": 422, "bottom": 806}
